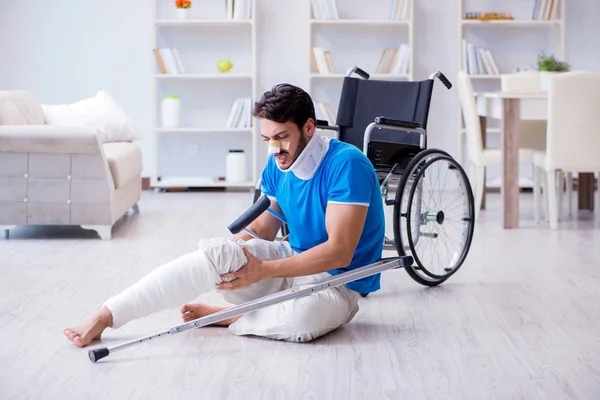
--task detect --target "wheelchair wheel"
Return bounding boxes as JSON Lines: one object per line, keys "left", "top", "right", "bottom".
{"left": 393, "top": 149, "right": 452, "bottom": 261}
{"left": 394, "top": 149, "right": 475, "bottom": 286}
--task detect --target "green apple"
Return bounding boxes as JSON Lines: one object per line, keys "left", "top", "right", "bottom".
{"left": 217, "top": 59, "right": 233, "bottom": 73}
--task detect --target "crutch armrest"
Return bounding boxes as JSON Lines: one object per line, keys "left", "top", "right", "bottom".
{"left": 227, "top": 195, "right": 271, "bottom": 234}
{"left": 374, "top": 116, "right": 421, "bottom": 129}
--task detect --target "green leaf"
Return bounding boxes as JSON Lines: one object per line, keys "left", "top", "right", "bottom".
{"left": 536, "top": 52, "right": 570, "bottom": 72}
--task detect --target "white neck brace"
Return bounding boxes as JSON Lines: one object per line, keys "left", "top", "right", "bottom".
{"left": 276, "top": 132, "right": 330, "bottom": 180}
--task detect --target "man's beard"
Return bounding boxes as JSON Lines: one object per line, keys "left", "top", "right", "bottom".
{"left": 279, "top": 134, "right": 308, "bottom": 170}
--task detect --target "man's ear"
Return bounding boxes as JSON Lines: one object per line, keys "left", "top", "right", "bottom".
{"left": 304, "top": 118, "right": 316, "bottom": 138}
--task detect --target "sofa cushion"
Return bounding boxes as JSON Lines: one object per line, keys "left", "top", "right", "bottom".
{"left": 0, "top": 91, "right": 46, "bottom": 125}
{"left": 102, "top": 142, "right": 142, "bottom": 189}
{"left": 40, "top": 91, "right": 139, "bottom": 143}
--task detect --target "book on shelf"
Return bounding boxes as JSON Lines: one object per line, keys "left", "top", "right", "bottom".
{"left": 226, "top": 0, "right": 252, "bottom": 19}
{"left": 314, "top": 101, "right": 336, "bottom": 124}
{"left": 154, "top": 48, "right": 185, "bottom": 74}
{"left": 226, "top": 98, "right": 253, "bottom": 128}
{"left": 376, "top": 45, "right": 410, "bottom": 75}
{"left": 461, "top": 39, "right": 500, "bottom": 75}
{"left": 389, "top": 0, "right": 409, "bottom": 20}
{"left": 311, "top": 47, "right": 334, "bottom": 74}
{"left": 311, "top": 0, "right": 339, "bottom": 20}
{"left": 532, "top": 0, "right": 560, "bottom": 20}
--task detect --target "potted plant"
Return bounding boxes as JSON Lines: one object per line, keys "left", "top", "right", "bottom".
{"left": 536, "top": 52, "right": 570, "bottom": 91}
{"left": 175, "top": 0, "right": 192, "bottom": 20}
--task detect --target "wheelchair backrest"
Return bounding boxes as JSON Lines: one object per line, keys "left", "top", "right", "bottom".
{"left": 336, "top": 77, "right": 434, "bottom": 151}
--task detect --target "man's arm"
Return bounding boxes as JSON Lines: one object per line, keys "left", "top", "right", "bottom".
{"left": 218, "top": 155, "right": 375, "bottom": 291}
{"left": 232, "top": 198, "right": 284, "bottom": 242}
{"left": 262, "top": 203, "right": 368, "bottom": 278}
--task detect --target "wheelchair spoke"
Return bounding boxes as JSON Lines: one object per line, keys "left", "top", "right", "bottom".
{"left": 436, "top": 160, "right": 447, "bottom": 211}
{"left": 442, "top": 190, "right": 465, "bottom": 212}
{"left": 427, "top": 166, "right": 439, "bottom": 211}
{"left": 439, "top": 225, "right": 463, "bottom": 258}
{"left": 437, "top": 226, "right": 454, "bottom": 270}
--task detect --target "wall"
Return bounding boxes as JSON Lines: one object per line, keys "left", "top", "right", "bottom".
{"left": 0, "top": 0, "right": 154, "bottom": 175}
{"left": 0, "top": 0, "right": 598, "bottom": 178}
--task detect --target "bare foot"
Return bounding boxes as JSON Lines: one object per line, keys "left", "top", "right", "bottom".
{"left": 180, "top": 303, "right": 240, "bottom": 327}
{"left": 63, "top": 306, "right": 113, "bottom": 347}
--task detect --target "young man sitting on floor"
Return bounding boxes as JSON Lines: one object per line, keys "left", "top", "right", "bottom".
{"left": 64, "top": 83, "right": 385, "bottom": 346}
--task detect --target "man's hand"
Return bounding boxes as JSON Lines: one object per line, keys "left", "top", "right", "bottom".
{"left": 217, "top": 247, "right": 267, "bottom": 290}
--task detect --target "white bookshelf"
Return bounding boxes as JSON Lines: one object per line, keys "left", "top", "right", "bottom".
{"left": 310, "top": 19, "right": 411, "bottom": 27}
{"left": 308, "top": 0, "right": 414, "bottom": 124}
{"left": 461, "top": 19, "right": 563, "bottom": 27}
{"left": 457, "top": 0, "right": 565, "bottom": 188}
{"left": 153, "top": 73, "right": 254, "bottom": 79}
{"left": 155, "top": 19, "right": 254, "bottom": 27}
{"left": 150, "top": 0, "right": 258, "bottom": 189}
{"left": 310, "top": 73, "right": 410, "bottom": 80}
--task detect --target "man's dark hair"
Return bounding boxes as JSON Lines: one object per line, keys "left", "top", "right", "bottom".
{"left": 252, "top": 83, "right": 316, "bottom": 133}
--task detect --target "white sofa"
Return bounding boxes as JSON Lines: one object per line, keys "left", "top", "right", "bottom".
{"left": 0, "top": 91, "right": 142, "bottom": 240}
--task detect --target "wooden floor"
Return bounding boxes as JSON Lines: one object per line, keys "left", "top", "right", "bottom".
{"left": 1, "top": 189, "right": 600, "bottom": 399}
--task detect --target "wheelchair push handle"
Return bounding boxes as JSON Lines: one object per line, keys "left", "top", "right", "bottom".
{"left": 429, "top": 71, "right": 452, "bottom": 89}
{"left": 438, "top": 73, "right": 452, "bottom": 89}
{"left": 227, "top": 195, "right": 271, "bottom": 234}
{"left": 346, "top": 66, "right": 370, "bottom": 80}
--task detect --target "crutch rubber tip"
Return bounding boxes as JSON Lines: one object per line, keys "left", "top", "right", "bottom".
{"left": 88, "top": 347, "right": 109, "bottom": 363}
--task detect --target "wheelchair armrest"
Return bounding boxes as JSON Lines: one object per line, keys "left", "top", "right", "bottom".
{"left": 374, "top": 116, "right": 421, "bottom": 129}
{"left": 316, "top": 119, "right": 340, "bottom": 132}
{"left": 363, "top": 119, "right": 427, "bottom": 156}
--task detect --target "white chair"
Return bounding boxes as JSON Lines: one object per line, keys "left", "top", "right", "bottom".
{"left": 501, "top": 70, "right": 543, "bottom": 92}
{"left": 456, "top": 71, "right": 535, "bottom": 219}
{"left": 533, "top": 71, "right": 600, "bottom": 229}
{"left": 503, "top": 71, "right": 577, "bottom": 220}
{"left": 501, "top": 71, "right": 573, "bottom": 219}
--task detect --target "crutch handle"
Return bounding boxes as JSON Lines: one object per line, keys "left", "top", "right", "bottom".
{"left": 88, "top": 347, "right": 109, "bottom": 363}
{"left": 227, "top": 195, "right": 271, "bottom": 234}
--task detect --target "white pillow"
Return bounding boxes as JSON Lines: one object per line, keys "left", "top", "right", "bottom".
{"left": 41, "top": 91, "right": 139, "bottom": 143}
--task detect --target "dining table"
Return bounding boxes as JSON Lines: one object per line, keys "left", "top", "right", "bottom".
{"left": 475, "top": 91, "right": 595, "bottom": 228}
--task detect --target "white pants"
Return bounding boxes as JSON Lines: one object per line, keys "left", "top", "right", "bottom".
{"left": 102, "top": 237, "right": 360, "bottom": 343}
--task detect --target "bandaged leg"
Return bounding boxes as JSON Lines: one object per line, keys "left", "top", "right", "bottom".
{"left": 228, "top": 272, "right": 361, "bottom": 342}
{"left": 103, "top": 237, "right": 295, "bottom": 328}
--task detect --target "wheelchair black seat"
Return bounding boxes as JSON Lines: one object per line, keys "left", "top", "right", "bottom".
{"left": 334, "top": 71, "right": 436, "bottom": 178}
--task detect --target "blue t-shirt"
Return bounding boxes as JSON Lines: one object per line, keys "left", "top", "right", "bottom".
{"left": 260, "top": 138, "right": 385, "bottom": 294}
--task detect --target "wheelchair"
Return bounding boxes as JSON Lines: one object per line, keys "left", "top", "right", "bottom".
{"left": 251, "top": 66, "right": 475, "bottom": 288}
